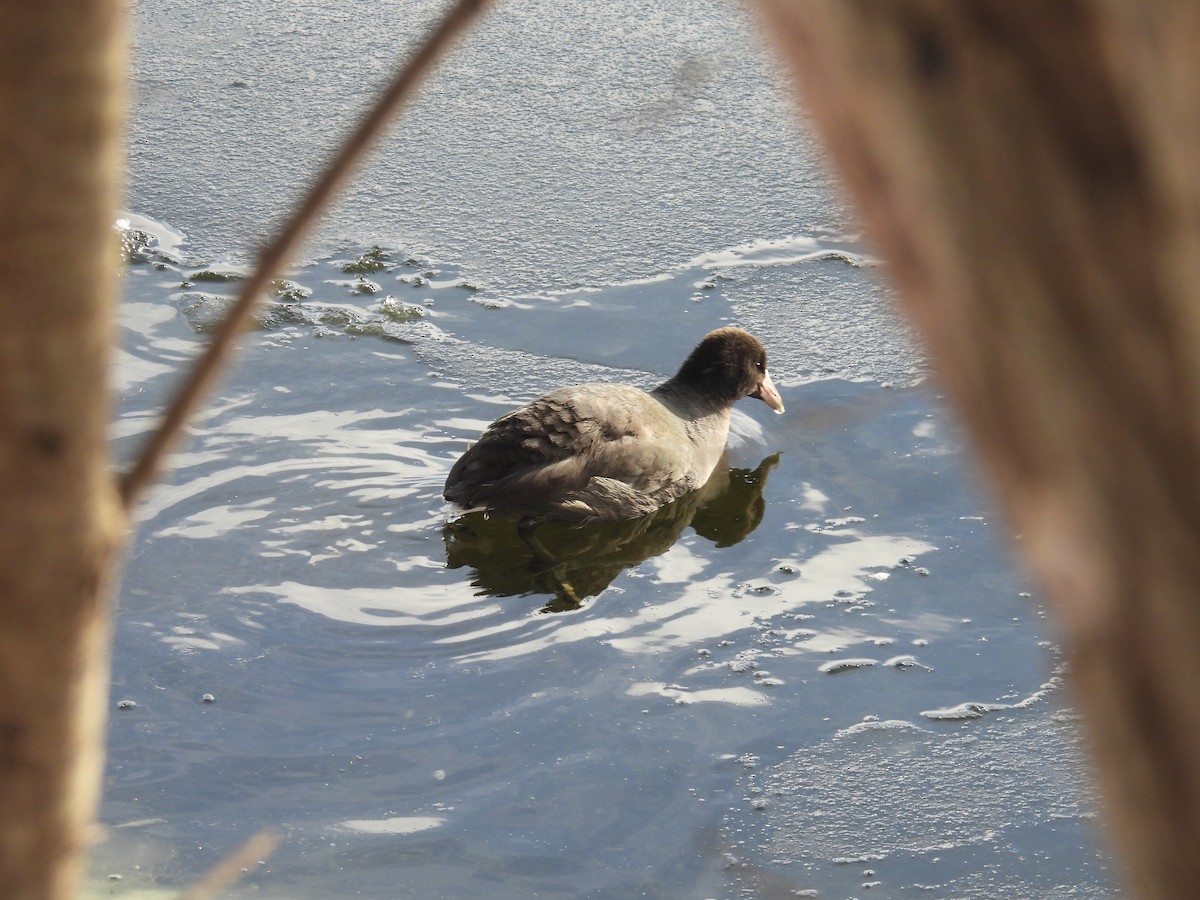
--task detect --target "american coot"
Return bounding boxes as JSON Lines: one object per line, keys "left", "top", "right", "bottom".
{"left": 443, "top": 326, "right": 784, "bottom": 524}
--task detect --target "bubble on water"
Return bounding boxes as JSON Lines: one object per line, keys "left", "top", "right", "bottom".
{"left": 116, "top": 699, "right": 137, "bottom": 710}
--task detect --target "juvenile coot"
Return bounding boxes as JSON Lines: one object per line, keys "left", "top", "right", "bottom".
{"left": 443, "top": 326, "right": 784, "bottom": 523}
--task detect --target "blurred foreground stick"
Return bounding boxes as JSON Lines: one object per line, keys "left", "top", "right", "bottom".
{"left": 0, "top": 3, "right": 126, "bottom": 898}
{"left": 0, "top": 0, "right": 490, "bottom": 898}
{"left": 752, "top": 2, "right": 1200, "bottom": 897}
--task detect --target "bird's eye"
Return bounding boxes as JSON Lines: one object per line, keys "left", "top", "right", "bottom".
{"left": 755, "top": 360, "right": 765, "bottom": 372}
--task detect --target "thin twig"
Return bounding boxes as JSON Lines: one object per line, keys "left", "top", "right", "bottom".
{"left": 119, "top": 0, "right": 492, "bottom": 511}
{"left": 177, "top": 828, "right": 282, "bottom": 900}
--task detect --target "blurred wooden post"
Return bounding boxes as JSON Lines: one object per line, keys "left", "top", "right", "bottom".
{"left": 0, "top": 1, "right": 127, "bottom": 897}
{"left": 752, "top": 2, "right": 1200, "bottom": 897}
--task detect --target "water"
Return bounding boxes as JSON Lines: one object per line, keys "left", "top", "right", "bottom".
{"left": 96, "top": 1, "right": 1120, "bottom": 897}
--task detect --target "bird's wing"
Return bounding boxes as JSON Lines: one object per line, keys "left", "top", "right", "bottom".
{"left": 443, "top": 385, "right": 672, "bottom": 511}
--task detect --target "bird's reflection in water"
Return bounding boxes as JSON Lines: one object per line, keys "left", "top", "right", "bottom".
{"left": 443, "top": 453, "right": 779, "bottom": 612}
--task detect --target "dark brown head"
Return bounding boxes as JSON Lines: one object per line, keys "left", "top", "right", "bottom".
{"left": 673, "top": 327, "right": 785, "bottom": 413}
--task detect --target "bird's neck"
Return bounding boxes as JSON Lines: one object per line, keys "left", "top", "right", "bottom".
{"left": 652, "top": 378, "right": 735, "bottom": 420}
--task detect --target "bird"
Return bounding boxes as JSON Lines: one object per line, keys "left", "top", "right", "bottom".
{"left": 443, "top": 326, "right": 784, "bottom": 529}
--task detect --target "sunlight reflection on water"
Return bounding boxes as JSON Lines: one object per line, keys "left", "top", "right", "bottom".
{"left": 103, "top": 219, "right": 1114, "bottom": 898}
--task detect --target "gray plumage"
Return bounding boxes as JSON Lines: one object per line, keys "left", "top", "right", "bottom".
{"left": 443, "top": 327, "right": 784, "bottom": 522}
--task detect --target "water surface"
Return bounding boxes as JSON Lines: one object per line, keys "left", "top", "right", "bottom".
{"left": 99, "top": 0, "right": 1120, "bottom": 895}
{"left": 98, "top": 224, "right": 1115, "bottom": 897}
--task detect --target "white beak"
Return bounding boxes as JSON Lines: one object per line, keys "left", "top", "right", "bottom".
{"left": 752, "top": 369, "right": 785, "bottom": 414}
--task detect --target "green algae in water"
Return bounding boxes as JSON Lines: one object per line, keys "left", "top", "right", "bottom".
{"left": 178, "top": 286, "right": 413, "bottom": 337}
{"left": 117, "top": 226, "right": 157, "bottom": 264}
{"left": 272, "top": 279, "right": 311, "bottom": 303}
{"left": 345, "top": 321, "right": 387, "bottom": 337}
{"left": 257, "top": 303, "right": 314, "bottom": 329}
{"left": 176, "top": 292, "right": 236, "bottom": 333}
{"left": 188, "top": 269, "right": 244, "bottom": 283}
{"left": 314, "top": 307, "right": 357, "bottom": 327}
{"left": 380, "top": 297, "right": 424, "bottom": 323}
{"left": 341, "top": 246, "right": 390, "bottom": 275}
{"left": 178, "top": 292, "right": 305, "bottom": 333}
